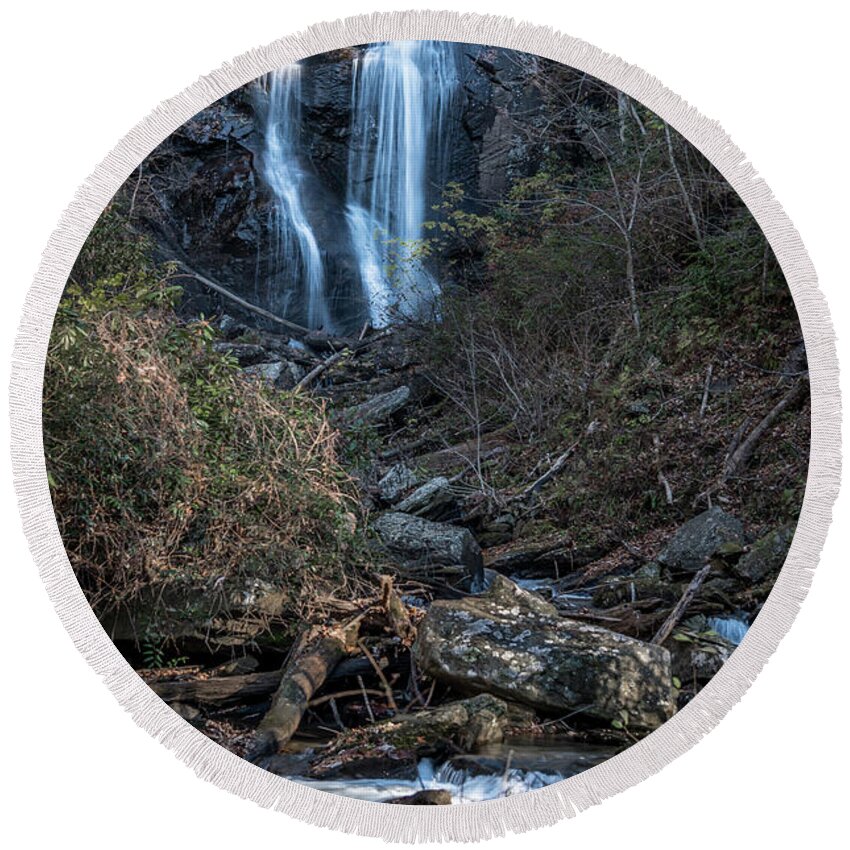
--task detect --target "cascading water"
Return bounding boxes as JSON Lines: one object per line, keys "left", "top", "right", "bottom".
{"left": 346, "top": 41, "right": 459, "bottom": 326}
{"left": 262, "top": 65, "right": 329, "bottom": 330}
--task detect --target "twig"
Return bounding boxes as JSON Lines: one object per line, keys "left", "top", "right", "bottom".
{"left": 328, "top": 697, "right": 345, "bottom": 732}
{"left": 699, "top": 364, "right": 713, "bottom": 419}
{"left": 651, "top": 563, "right": 712, "bottom": 645}
{"left": 357, "top": 675, "right": 375, "bottom": 722}
{"left": 358, "top": 640, "right": 399, "bottom": 712}
{"left": 308, "top": 688, "right": 386, "bottom": 708}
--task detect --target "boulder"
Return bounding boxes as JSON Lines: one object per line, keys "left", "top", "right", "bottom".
{"left": 242, "top": 361, "right": 284, "bottom": 385}
{"left": 373, "top": 512, "right": 484, "bottom": 586}
{"left": 395, "top": 476, "right": 455, "bottom": 521}
{"left": 657, "top": 507, "right": 745, "bottom": 573}
{"left": 670, "top": 633, "right": 736, "bottom": 684}
{"left": 213, "top": 341, "right": 269, "bottom": 366}
{"left": 732, "top": 524, "right": 795, "bottom": 584}
{"left": 389, "top": 790, "right": 452, "bottom": 806}
{"left": 309, "top": 694, "right": 524, "bottom": 779}
{"left": 377, "top": 464, "right": 419, "bottom": 503}
{"left": 241, "top": 360, "right": 304, "bottom": 390}
{"left": 341, "top": 385, "right": 411, "bottom": 426}
{"left": 415, "top": 575, "right": 675, "bottom": 731}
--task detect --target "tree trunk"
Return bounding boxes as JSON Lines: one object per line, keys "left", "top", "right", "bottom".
{"left": 249, "top": 622, "right": 360, "bottom": 758}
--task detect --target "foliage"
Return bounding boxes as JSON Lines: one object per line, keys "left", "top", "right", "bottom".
{"left": 44, "top": 213, "right": 365, "bottom": 641}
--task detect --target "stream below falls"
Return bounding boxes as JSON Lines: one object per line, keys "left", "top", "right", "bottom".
{"left": 287, "top": 737, "right": 618, "bottom": 803}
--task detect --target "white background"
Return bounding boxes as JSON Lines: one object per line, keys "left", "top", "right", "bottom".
{"left": 1, "top": 1, "right": 847, "bottom": 847}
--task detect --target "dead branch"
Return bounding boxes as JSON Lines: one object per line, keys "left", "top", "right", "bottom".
{"left": 651, "top": 563, "right": 712, "bottom": 645}
{"left": 699, "top": 364, "right": 713, "bottom": 418}
{"left": 517, "top": 433, "right": 585, "bottom": 500}
{"left": 294, "top": 349, "right": 349, "bottom": 392}
{"left": 722, "top": 378, "right": 808, "bottom": 482}
{"left": 170, "top": 262, "right": 310, "bottom": 337}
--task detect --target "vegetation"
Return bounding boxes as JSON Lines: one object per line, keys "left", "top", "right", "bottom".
{"left": 44, "top": 210, "right": 366, "bottom": 644}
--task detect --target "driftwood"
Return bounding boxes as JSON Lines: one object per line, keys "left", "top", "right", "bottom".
{"left": 722, "top": 378, "right": 808, "bottom": 482}
{"left": 651, "top": 563, "right": 712, "bottom": 645}
{"left": 250, "top": 621, "right": 361, "bottom": 757}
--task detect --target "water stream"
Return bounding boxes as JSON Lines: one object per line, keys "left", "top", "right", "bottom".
{"left": 288, "top": 738, "right": 616, "bottom": 803}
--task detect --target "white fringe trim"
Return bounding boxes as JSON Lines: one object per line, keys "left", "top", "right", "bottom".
{"left": 8, "top": 10, "right": 840, "bottom": 843}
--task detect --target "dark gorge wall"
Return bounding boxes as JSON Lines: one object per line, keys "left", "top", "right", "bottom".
{"left": 129, "top": 44, "right": 556, "bottom": 333}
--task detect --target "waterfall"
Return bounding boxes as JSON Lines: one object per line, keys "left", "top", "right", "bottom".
{"left": 346, "top": 41, "right": 459, "bottom": 326}
{"left": 262, "top": 65, "right": 329, "bottom": 330}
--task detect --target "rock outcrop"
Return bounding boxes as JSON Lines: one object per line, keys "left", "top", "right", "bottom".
{"left": 415, "top": 575, "right": 675, "bottom": 731}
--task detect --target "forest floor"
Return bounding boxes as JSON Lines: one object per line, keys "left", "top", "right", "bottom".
{"left": 132, "top": 312, "right": 808, "bottom": 803}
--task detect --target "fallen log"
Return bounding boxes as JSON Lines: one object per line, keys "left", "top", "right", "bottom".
{"left": 249, "top": 621, "right": 361, "bottom": 758}
{"left": 149, "top": 655, "right": 381, "bottom": 707}
{"left": 722, "top": 378, "right": 808, "bottom": 482}
{"left": 150, "top": 669, "right": 281, "bottom": 707}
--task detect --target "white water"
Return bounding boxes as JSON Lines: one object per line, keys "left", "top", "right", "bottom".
{"left": 346, "top": 41, "right": 459, "bottom": 325}
{"left": 289, "top": 740, "right": 615, "bottom": 803}
{"left": 262, "top": 65, "right": 329, "bottom": 330}
{"left": 708, "top": 615, "right": 749, "bottom": 645}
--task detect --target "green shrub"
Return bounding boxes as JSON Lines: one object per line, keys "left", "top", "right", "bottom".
{"left": 44, "top": 217, "right": 365, "bottom": 640}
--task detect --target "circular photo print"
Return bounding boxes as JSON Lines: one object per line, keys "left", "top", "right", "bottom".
{"left": 43, "top": 40, "right": 809, "bottom": 805}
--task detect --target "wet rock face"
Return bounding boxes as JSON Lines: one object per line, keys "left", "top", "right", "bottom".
{"left": 129, "top": 45, "right": 562, "bottom": 333}
{"left": 657, "top": 507, "right": 745, "bottom": 573}
{"left": 415, "top": 575, "right": 675, "bottom": 731}
{"left": 372, "top": 512, "right": 484, "bottom": 586}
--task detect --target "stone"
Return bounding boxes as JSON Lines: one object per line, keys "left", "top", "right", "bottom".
{"left": 389, "top": 790, "right": 452, "bottom": 805}
{"left": 373, "top": 512, "right": 484, "bottom": 587}
{"left": 213, "top": 341, "right": 268, "bottom": 366}
{"left": 732, "top": 524, "right": 795, "bottom": 584}
{"left": 309, "top": 694, "right": 524, "bottom": 779}
{"left": 377, "top": 464, "right": 419, "bottom": 503}
{"left": 670, "top": 634, "right": 735, "bottom": 684}
{"left": 395, "top": 476, "right": 455, "bottom": 520}
{"left": 657, "top": 507, "right": 745, "bottom": 573}
{"left": 341, "top": 385, "right": 411, "bottom": 426}
{"left": 415, "top": 575, "right": 675, "bottom": 731}
{"left": 242, "top": 361, "right": 284, "bottom": 385}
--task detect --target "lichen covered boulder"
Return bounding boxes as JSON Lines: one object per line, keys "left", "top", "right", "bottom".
{"left": 341, "top": 385, "right": 410, "bottom": 426}
{"left": 415, "top": 575, "right": 675, "bottom": 731}
{"left": 377, "top": 463, "right": 418, "bottom": 503}
{"left": 373, "top": 512, "right": 484, "bottom": 585}
{"left": 309, "top": 694, "right": 525, "bottom": 778}
{"left": 395, "top": 476, "right": 455, "bottom": 520}
{"left": 657, "top": 507, "right": 745, "bottom": 573}
{"left": 732, "top": 524, "right": 795, "bottom": 584}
